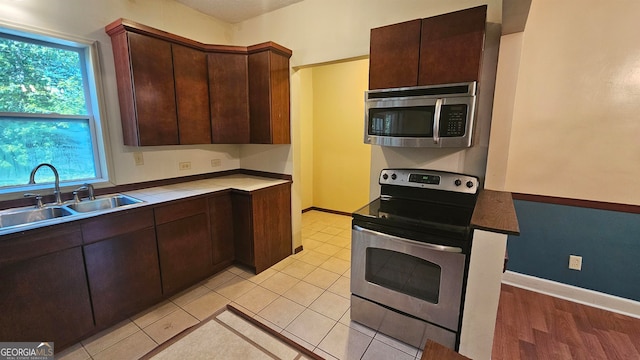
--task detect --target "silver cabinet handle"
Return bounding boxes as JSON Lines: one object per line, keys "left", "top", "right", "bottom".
{"left": 433, "top": 98, "right": 443, "bottom": 144}
{"left": 353, "top": 225, "right": 462, "bottom": 253}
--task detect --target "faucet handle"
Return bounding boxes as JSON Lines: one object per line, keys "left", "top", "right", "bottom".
{"left": 72, "top": 191, "right": 81, "bottom": 203}
{"left": 24, "top": 193, "right": 44, "bottom": 208}
{"left": 73, "top": 184, "right": 95, "bottom": 202}
{"left": 84, "top": 183, "right": 95, "bottom": 200}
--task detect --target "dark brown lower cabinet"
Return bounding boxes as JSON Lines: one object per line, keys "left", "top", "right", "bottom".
{"left": 82, "top": 208, "right": 162, "bottom": 327}
{"left": 0, "top": 181, "right": 294, "bottom": 351}
{"left": 0, "top": 247, "right": 94, "bottom": 348}
{"left": 155, "top": 197, "right": 213, "bottom": 295}
{"left": 233, "top": 183, "right": 292, "bottom": 273}
{"left": 84, "top": 227, "right": 162, "bottom": 327}
{"left": 209, "top": 191, "right": 235, "bottom": 269}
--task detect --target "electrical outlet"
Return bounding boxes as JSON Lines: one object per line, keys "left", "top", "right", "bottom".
{"left": 133, "top": 152, "right": 144, "bottom": 166}
{"left": 569, "top": 255, "right": 582, "bottom": 271}
{"left": 178, "top": 161, "right": 191, "bottom": 170}
{"left": 211, "top": 158, "right": 221, "bottom": 167}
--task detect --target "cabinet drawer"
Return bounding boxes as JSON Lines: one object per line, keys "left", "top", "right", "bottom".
{"left": 155, "top": 197, "right": 208, "bottom": 225}
{"left": 81, "top": 208, "right": 154, "bottom": 244}
{"left": 0, "top": 224, "right": 82, "bottom": 267}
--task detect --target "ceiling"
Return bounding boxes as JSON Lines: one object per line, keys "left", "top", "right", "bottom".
{"left": 175, "top": 0, "right": 305, "bottom": 24}
{"left": 176, "top": 0, "right": 533, "bottom": 33}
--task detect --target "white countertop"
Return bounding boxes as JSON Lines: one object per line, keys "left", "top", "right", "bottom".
{"left": 125, "top": 175, "right": 289, "bottom": 204}
{"left": 0, "top": 175, "right": 290, "bottom": 237}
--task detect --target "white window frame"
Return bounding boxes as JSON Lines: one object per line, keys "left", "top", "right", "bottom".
{"left": 0, "top": 21, "right": 112, "bottom": 200}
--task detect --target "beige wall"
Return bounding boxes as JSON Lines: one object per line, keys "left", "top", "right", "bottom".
{"left": 484, "top": 32, "right": 523, "bottom": 190}
{"left": 491, "top": 0, "right": 640, "bottom": 206}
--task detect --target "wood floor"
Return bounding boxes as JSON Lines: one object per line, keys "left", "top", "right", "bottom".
{"left": 492, "top": 284, "right": 640, "bottom": 360}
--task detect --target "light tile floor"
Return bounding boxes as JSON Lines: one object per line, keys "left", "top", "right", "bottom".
{"left": 56, "top": 210, "right": 423, "bottom": 360}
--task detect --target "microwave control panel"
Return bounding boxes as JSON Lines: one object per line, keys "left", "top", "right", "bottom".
{"left": 440, "top": 105, "right": 468, "bottom": 137}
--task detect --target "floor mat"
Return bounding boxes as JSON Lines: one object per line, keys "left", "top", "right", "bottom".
{"left": 142, "top": 305, "right": 323, "bottom": 360}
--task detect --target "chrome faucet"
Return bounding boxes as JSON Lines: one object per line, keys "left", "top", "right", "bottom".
{"left": 28, "top": 163, "right": 62, "bottom": 205}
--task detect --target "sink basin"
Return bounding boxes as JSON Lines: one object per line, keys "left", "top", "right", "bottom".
{"left": 0, "top": 193, "right": 144, "bottom": 233}
{"left": 66, "top": 194, "right": 143, "bottom": 213}
{"left": 0, "top": 206, "right": 74, "bottom": 229}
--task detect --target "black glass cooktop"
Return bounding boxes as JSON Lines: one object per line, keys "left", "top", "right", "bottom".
{"left": 352, "top": 197, "right": 474, "bottom": 242}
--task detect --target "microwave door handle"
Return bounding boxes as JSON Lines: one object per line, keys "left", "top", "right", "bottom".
{"left": 433, "top": 98, "right": 443, "bottom": 144}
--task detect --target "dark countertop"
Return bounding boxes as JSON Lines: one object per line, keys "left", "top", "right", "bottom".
{"left": 471, "top": 189, "right": 520, "bottom": 236}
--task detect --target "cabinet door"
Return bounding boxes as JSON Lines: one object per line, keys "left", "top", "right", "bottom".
{"left": 418, "top": 5, "right": 487, "bottom": 85}
{"left": 0, "top": 247, "right": 94, "bottom": 349}
{"left": 251, "top": 183, "right": 292, "bottom": 273}
{"left": 84, "top": 227, "right": 162, "bottom": 327}
{"left": 155, "top": 198, "right": 212, "bottom": 295}
{"left": 128, "top": 32, "right": 179, "bottom": 145}
{"left": 248, "top": 50, "right": 291, "bottom": 144}
{"left": 232, "top": 192, "right": 254, "bottom": 267}
{"left": 368, "top": 19, "right": 422, "bottom": 90}
{"left": 208, "top": 52, "right": 250, "bottom": 143}
{"left": 209, "top": 192, "right": 235, "bottom": 268}
{"left": 173, "top": 44, "right": 212, "bottom": 144}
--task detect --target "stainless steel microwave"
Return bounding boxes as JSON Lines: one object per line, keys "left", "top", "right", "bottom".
{"left": 364, "top": 82, "right": 477, "bottom": 147}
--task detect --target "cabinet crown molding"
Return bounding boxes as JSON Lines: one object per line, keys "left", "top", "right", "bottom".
{"left": 105, "top": 18, "right": 291, "bottom": 57}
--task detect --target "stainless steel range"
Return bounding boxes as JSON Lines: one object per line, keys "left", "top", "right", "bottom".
{"left": 350, "top": 168, "right": 479, "bottom": 350}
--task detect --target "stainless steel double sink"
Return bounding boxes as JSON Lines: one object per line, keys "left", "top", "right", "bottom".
{"left": 0, "top": 194, "right": 143, "bottom": 231}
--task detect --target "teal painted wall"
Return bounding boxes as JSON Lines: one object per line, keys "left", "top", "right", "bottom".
{"left": 506, "top": 200, "right": 640, "bottom": 302}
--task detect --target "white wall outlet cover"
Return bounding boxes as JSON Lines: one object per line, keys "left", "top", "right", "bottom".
{"left": 569, "top": 255, "right": 582, "bottom": 271}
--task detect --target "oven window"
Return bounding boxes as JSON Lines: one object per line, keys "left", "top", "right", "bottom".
{"left": 365, "top": 248, "right": 441, "bottom": 304}
{"left": 368, "top": 106, "right": 434, "bottom": 137}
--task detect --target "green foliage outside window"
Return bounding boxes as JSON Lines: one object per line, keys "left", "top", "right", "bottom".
{"left": 0, "top": 36, "right": 87, "bottom": 114}
{"left": 0, "top": 34, "right": 97, "bottom": 187}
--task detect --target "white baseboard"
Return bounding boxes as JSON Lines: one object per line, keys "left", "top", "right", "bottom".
{"left": 502, "top": 271, "right": 640, "bottom": 319}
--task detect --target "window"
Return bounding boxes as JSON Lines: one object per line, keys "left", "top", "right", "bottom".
{"left": 0, "top": 27, "right": 108, "bottom": 189}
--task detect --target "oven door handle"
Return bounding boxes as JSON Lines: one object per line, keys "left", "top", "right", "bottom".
{"left": 353, "top": 225, "right": 463, "bottom": 253}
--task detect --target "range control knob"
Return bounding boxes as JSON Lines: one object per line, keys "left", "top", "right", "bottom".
{"left": 455, "top": 179, "right": 462, "bottom": 186}
{"left": 382, "top": 173, "right": 389, "bottom": 180}
{"left": 391, "top": 173, "right": 397, "bottom": 180}
{"left": 466, "top": 181, "right": 474, "bottom": 188}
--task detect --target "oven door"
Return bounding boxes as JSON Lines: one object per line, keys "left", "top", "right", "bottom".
{"left": 351, "top": 225, "right": 466, "bottom": 331}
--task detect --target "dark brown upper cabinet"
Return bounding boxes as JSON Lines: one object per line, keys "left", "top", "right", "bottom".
{"left": 419, "top": 5, "right": 487, "bottom": 85}
{"left": 248, "top": 44, "right": 291, "bottom": 144}
{"left": 173, "top": 44, "right": 212, "bottom": 144}
{"left": 111, "top": 31, "right": 179, "bottom": 145}
{"left": 368, "top": 19, "right": 422, "bottom": 90}
{"left": 368, "top": 6, "right": 487, "bottom": 90}
{"left": 105, "top": 19, "right": 292, "bottom": 146}
{"left": 208, "top": 52, "right": 250, "bottom": 143}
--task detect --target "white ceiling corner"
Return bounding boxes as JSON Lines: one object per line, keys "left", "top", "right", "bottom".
{"left": 175, "top": 0, "right": 304, "bottom": 24}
